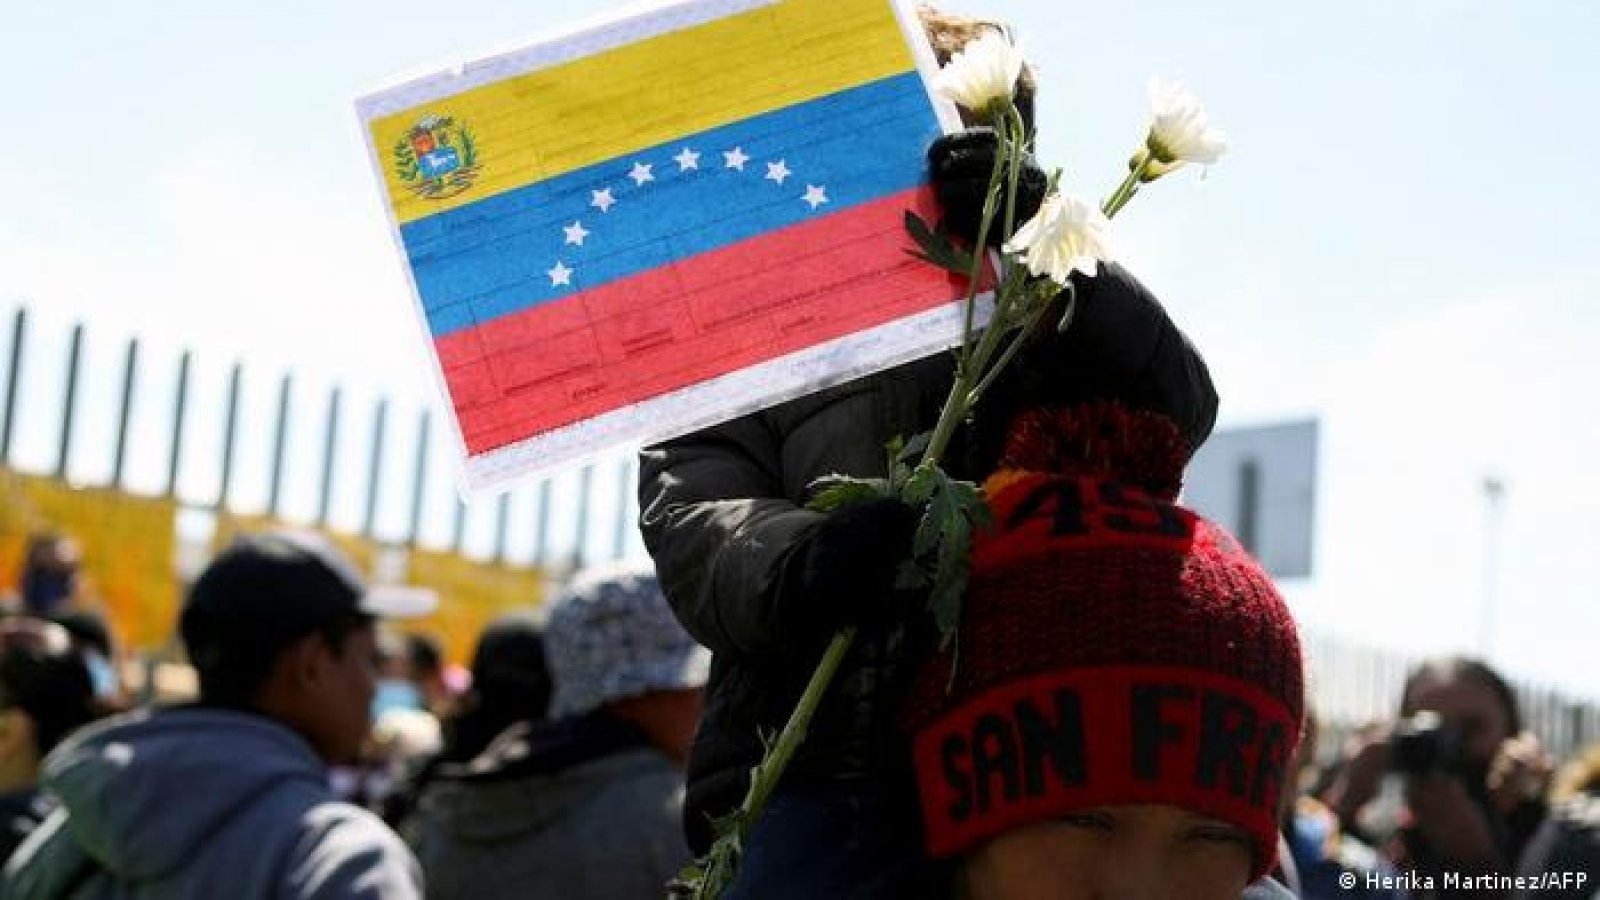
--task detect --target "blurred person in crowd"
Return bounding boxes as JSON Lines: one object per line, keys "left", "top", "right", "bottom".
{"left": 1321, "top": 657, "right": 1553, "bottom": 897}
{"left": 382, "top": 612, "right": 551, "bottom": 830}
{"left": 894, "top": 402, "right": 1300, "bottom": 900}
{"left": 1282, "top": 713, "right": 1406, "bottom": 899}
{"left": 1514, "top": 743, "right": 1599, "bottom": 900}
{"left": 0, "top": 618, "right": 99, "bottom": 863}
{"left": 1, "top": 531, "right": 428, "bottom": 899}
{"left": 444, "top": 612, "right": 551, "bottom": 764}
{"left": 13, "top": 534, "right": 82, "bottom": 620}
{"left": 408, "top": 563, "right": 705, "bottom": 900}
{"left": 638, "top": 7, "right": 1219, "bottom": 895}
{"left": 374, "top": 630, "right": 428, "bottom": 719}
{"left": 46, "top": 610, "right": 124, "bottom": 712}
{"left": 403, "top": 633, "right": 454, "bottom": 718}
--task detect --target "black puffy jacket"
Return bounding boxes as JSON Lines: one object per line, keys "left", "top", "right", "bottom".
{"left": 638, "top": 261, "right": 1217, "bottom": 853}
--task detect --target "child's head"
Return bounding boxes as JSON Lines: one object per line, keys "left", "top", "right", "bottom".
{"left": 902, "top": 403, "right": 1304, "bottom": 898}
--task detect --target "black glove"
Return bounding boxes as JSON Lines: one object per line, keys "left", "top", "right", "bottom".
{"left": 950, "top": 263, "right": 1219, "bottom": 481}
{"left": 776, "top": 497, "right": 921, "bottom": 639}
{"left": 928, "top": 128, "right": 1049, "bottom": 248}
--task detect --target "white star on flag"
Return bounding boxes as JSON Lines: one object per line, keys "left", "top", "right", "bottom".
{"left": 563, "top": 221, "right": 589, "bottom": 246}
{"left": 547, "top": 261, "right": 573, "bottom": 287}
{"left": 802, "top": 185, "right": 829, "bottom": 209}
{"left": 723, "top": 147, "right": 750, "bottom": 171}
{"left": 674, "top": 147, "right": 700, "bottom": 171}
{"left": 591, "top": 188, "right": 616, "bottom": 213}
{"left": 765, "top": 160, "right": 792, "bottom": 185}
{"left": 629, "top": 162, "right": 655, "bottom": 186}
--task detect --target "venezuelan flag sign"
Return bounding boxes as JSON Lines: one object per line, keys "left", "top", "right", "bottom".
{"left": 358, "top": 0, "right": 972, "bottom": 492}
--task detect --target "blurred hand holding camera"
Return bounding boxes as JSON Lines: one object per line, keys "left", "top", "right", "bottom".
{"left": 1404, "top": 771, "right": 1503, "bottom": 870}
{"left": 1486, "top": 732, "right": 1554, "bottom": 817}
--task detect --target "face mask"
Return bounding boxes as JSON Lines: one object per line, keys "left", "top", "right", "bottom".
{"left": 372, "top": 679, "right": 423, "bottom": 719}
{"left": 21, "top": 571, "right": 75, "bottom": 615}
{"left": 78, "top": 651, "right": 116, "bottom": 700}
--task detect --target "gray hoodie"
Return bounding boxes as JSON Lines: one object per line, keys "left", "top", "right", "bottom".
{"left": 406, "top": 717, "right": 691, "bottom": 900}
{"left": 1, "top": 707, "right": 422, "bottom": 900}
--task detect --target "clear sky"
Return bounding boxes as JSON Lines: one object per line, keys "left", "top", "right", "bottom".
{"left": 3, "top": 0, "right": 1596, "bottom": 696}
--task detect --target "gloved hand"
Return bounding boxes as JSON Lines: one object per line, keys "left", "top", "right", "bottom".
{"left": 776, "top": 497, "right": 922, "bottom": 639}
{"left": 927, "top": 128, "right": 1049, "bottom": 248}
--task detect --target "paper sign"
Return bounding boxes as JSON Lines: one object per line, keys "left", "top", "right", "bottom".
{"left": 358, "top": 0, "right": 972, "bottom": 494}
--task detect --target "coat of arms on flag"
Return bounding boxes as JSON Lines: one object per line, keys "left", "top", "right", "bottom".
{"left": 357, "top": 0, "right": 973, "bottom": 493}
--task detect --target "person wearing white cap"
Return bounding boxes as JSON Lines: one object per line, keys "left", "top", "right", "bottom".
{"left": 408, "top": 561, "right": 709, "bottom": 900}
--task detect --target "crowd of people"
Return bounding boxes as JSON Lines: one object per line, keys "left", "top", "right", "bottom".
{"left": 0, "top": 4, "right": 1594, "bottom": 898}
{"left": 0, "top": 519, "right": 1595, "bottom": 898}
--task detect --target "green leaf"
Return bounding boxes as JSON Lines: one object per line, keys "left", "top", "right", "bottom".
{"left": 806, "top": 474, "right": 891, "bottom": 512}
{"left": 903, "top": 211, "right": 974, "bottom": 276}
{"left": 894, "top": 558, "right": 931, "bottom": 591}
{"left": 930, "top": 517, "right": 974, "bottom": 641}
{"left": 891, "top": 465, "right": 991, "bottom": 644}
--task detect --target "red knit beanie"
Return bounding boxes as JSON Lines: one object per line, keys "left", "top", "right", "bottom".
{"left": 902, "top": 403, "right": 1304, "bottom": 881}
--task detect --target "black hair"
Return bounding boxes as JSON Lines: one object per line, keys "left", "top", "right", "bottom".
{"left": 0, "top": 618, "right": 99, "bottom": 754}
{"left": 1400, "top": 655, "right": 1523, "bottom": 735}
{"left": 405, "top": 633, "right": 444, "bottom": 678}
{"left": 440, "top": 616, "right": 550, "bottom": 763}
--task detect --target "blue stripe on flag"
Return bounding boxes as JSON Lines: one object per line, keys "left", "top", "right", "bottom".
{"left": 403, "top": 71, "right": 941, "bottom": 338}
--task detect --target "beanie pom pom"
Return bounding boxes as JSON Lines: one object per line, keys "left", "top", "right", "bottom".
{"left": 997, "top": 401, "right": 1190, "bottom": 500}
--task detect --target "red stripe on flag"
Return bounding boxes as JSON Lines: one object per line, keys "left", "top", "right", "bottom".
{"left": 439, "top": 186, "right": 985, "bottom": 455}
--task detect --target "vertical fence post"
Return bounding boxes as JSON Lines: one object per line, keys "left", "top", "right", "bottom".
{"left": 267, "top": 373, "right": 292, "bottom": 519}
{"left": 494, "top": 493, "right": 511, "bottom": 564}
{"left": 110, "top": 339, "right": 140, "bottom": 489}
{"left": 316, "top": 387, "right": 342, "bottom": 527}
{"left": 406, "top": 409, "right": 430, "bottom": 547}
{"left": 0, "top": 308, "right": 25, "bottom": 466}
{"left": 55, "top": 323, "right": 84, "bottom": 480}
{"left": 612, "top": 456, "right": 633, "bottom": 560}
{"left": 532, "top": 479, "right": 551, "bottom": 567}
{"left": 363, "top": 398, "right": 389, "bottom": 539}
{"left": 451, "top": 498, "right": 467, "bottom": 554}
{"left": 217, "top": 363, "right": 243, "bottom": 511}
{"left": 571, "top": 464, "right": 593, "bottom": 570}
{"left": 165, "top": 350, "right": 191, "bottom": 498}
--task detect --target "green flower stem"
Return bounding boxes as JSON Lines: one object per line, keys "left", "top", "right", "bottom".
{"left": 967, "top": 290, "right": 1056, "bottom": 407}
{"left": 689, "top": 624, "right": 861, "bottom": 898}
{"left": 689, "top": 98, "right": 1039, "bottom": 900}
{"left": 741, "top": 624, "right": 859, "bottom": 820}
{"left": 958, "top": 113, "right": 1014, "bottom": 374}
{"left": 1102, "top": 157, "right": 1148, "bottom": 218}
{"left": 1001, "top": 106, "right": 1027, "bottom": 246}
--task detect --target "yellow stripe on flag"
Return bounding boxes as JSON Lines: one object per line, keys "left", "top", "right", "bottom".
{"left": 372, "top": 0, "right": 916, "bottom": 224}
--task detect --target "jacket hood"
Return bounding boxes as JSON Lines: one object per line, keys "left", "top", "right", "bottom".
{"left": 41, "top": 706, "right": 328, "bottom": 881}
{"left": 423, "top": 715, "right": 658, "bottom": 842}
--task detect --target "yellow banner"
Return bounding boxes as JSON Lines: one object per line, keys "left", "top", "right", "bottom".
{"left": 404, "top": 549, "right": 546, "bottom": 666}
{"left": 0, "top": 470, "right": 178, "bottom": 651}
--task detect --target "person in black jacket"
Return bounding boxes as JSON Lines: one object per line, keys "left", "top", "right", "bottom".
{"left": 638, "top": 7, "right": 1219, "bottom": 897}
{"left": 0, "top": 617, "right": 99, "bottom": 864}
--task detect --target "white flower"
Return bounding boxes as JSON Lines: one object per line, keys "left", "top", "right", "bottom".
{"left": 1003, "top": 193, "right": 1115, "bottom": 284}
{"left": 1145, "top": 77, "right": 1228, "bottom": 166}
{"left": 932, "top": 30, "right": 1025, "bottom": 116}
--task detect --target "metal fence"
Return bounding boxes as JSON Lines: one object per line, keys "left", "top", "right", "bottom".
{"left": 0, "top": 304, "right": 643, "bottom": 570}
{"left": 4, "top": 302, "right": 1597, "bottom": 759}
